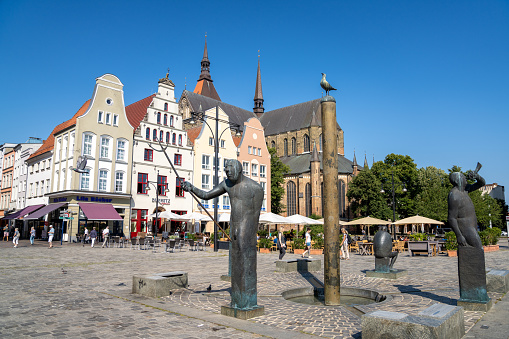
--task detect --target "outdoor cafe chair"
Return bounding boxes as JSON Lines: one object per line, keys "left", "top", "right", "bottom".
{"left": 165, "top": 239, "right": 177, "bottom": 253}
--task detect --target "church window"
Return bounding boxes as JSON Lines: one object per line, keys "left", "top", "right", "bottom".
{"left": 304, "top": 134, "right": 310, "bottom": 152}
{"left": 271, "top": 140, "right": 275, "bottom": 149}
{"left": 291, "top": 137, "right": 296, "bottom": 155}
{"left": 283, "top": 139, "right": 288, "bottom": 156}
{"left": 319, "top": 134, "right": 323, "bottom": 151}
{"left": 305, "top": 183, "right": 311, "bottom": 217}
{"left": 287, "top": 181, "right": 297, "bottom": 216}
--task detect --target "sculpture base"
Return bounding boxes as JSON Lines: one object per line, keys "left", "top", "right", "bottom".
{"left": 221, "top": 305, "right": 265, "bottom": 320}
{"left": 366, "top": 269, "right": 407, "bottom": 280}
{"left": 132, "top": 271, "right": 188, "bottom": 298}
{"left": 457, "top": 298, "right": 492, "bottom": 312}
{"left": 220, "top": 274, "right": 231, "bottom": 282}
{"left": 486, "top": 269, "right": 509, "bottom": 293}
{"left": 275, "top": 258, "right": 321, "bottom": 272}
{"left": 320, "top": 95, "right": 336, "bottom": 103}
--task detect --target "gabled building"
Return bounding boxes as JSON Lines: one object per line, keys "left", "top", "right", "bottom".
{"left": 0, "top": 145, "right": 15, "bottom": 226}
{"left": 126, "top": 72, "right": 193, "bottom": 238}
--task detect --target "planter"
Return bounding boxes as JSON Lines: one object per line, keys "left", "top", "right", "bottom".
{"left": 294, "top": 249, "right": 305, "bottom": 255}
{"left": 447, "top": 250, "right": 457, "bottom": 257}
{"left": 483, "top": 245, "right": 499, "bottom": 252}
{"left": 259, "top": 248, "right": 270, "bottom": 254}
{"left": 310, "top": 249, "right": 323, "bottom": 255}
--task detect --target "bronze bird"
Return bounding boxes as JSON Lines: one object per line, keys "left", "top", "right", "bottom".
{"left": 70, "top": 156, "right": 89, "bottom": 173}
{"left": 320, "top": 73, "right": 337, "bottom": 96}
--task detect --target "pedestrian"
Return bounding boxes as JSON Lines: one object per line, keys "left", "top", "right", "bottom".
{"left": 30, "top": 226, "right": 36, "bottom": 245}
{"left": 362, "top": 228, "right": 367, "bottom": 240}
{"left": 48, "top": 225, "right": 55, "bottom": 248}
{"left": 340, "top": 228, "right": 350, "bottom": 260}
{"left": 82, "top": 227, "right": 89, "bottom": 247}
{"left": 302, "top": 228, "right": 312, "bottom": 258}
{"left": 101, "top": 226, "right": 110, "bottom": 248}
{"left": 277, "top": 227, "right": 286, "bottom": 260}
{"left": 90, "top": 227, "right": 97, "bottom": 247}
{"left": 3, "top": 225, "right": 9, "bottom": 241}
{"left": 13, "top": 228, "right": 20, "bottom": 248}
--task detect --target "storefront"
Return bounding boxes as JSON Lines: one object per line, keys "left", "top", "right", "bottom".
{"left": 3, "top": 204, "right": 44, "bottom": 238}
{"left": 24, "top": 203, "right": 67, "bottom": 240}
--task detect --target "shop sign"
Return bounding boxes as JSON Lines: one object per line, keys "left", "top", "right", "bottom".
{"left": 76, "top": 196, "right": 113, "bottom": 203}
{"left": 53, "top": 197, "right": 68, "bottom": 203}
{"left": 153, "top": 198, "right": 171, "bottom": 205}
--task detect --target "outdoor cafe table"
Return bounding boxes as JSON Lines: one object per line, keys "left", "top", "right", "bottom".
{"left": 358, "top": 242, "right": 373, "bottom": 255}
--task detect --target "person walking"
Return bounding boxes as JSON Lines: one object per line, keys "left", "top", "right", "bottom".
{"left": 101, "top": 226, "right": 110, "bottom": 248}
{"left": 29, "top": 226, "right": 36, "bottom": 245}
{"left": 340, "top": 228, "right": 350, "bottom": 260}
{"left": 12, "top": 228, "right": 20, "bottom": 248}
{"left": 277, "top": 227, "right": 287, "bottom": 260}
{"left": 48, "top": 225, "right": 55, "bottom": 248}
{"left": 3, "top": 225, "right": 9, "bottom": 241}
{"left": 302, "top": 228, "right": 312, "bottom": 258}
{"left": 82, "top": 227, "right": 89, "bottom": 247}
{"left": 90, "top": 227, "right": 97, "bottom": 247}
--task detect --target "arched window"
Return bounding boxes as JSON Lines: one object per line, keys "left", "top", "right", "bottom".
{"left": 164, "top": 103, "right": 168, "bottom": 111}
{"left": 338, "top": 180, "right": 346, "bottom": 218}
{"left": 271, "top": 140, "right": 276, "bottom": 149}
{"left": 178, "top": 134, "right": 182, "bottom": 146}
{"left": 170, "top": 115, "right": 174, "bottom": 127}
{"left": 304, "top": 134, "right": 310, "bottom": 152}
{"left": 305, "top": 183, "right": 311, "bottom": 217}
{"left": 157, "top": 112, "right": 161, "bottom": 124}
{"left": 291, "top": 137, "right": 296, "bottom": 155}
{"left": 153, "top": 129, "right": 157, "bottom": 141}
{"left": 172, "top": 133, "right": 176, "bottom": 145}
{"left": 145, "top": 128, "right": 150, "bottom": 140}
{"left": 163, "top": 114, "right": 168, "bottom": 125}
{"left": 166, "top": 132, "right": 170, "bottom": 143}
{"left": 283, "top": 138, "right": 288, "bottom": 156}
{"left": 287, "top": 181, "right": 297, "bottom": 216}
{"left": 159, "top": 130, "right": 163, "bottom": 142}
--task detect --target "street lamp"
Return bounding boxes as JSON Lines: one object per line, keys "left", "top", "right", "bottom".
{"left": 145, "top": 170, "right": 169, "bottom": 238}
{"left": 380, "top": 169, "right": 407, "bottom": 239}
{"left": 185, "top": 106, "right": 242, "bottom": 252}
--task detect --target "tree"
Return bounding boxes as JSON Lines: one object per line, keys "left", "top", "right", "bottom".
{"left": 346, "top": 169, "right": 391, "bottom": 219}
{"left": 269, "top": 147, "right": 290, "bottom": 214}
{"left": 469, "top": 190, "right": 504, "bottom": 229}
{"left": 414, "top": 166, "right": 451, "bottom": 222}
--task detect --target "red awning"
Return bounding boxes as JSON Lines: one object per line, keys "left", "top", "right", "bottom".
{"left": 24, "top": 203, "right": 67, "bottom": 220}
{"left": 3, "top": 204, "right": 44, "bottom": 220}
{"left": 79, "top": 202, "right": 123, "bottom": 221}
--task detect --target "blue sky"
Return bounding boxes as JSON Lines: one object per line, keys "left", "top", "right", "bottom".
{"left": 1, "top": 0, "right": 508, "bottom": 191}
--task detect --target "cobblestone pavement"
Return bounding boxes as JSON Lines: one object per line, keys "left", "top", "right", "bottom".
{"left": 0, "top": 238, "right": 508, "bottom": 338}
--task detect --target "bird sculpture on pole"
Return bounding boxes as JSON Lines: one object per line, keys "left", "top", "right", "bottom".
{"left": 70, "top": 156, "right": 89, "bottom": 173}
{"left": 320, "top": 73, "right": 337, "bottom": 96}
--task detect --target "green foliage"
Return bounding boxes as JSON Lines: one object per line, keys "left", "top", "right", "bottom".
{"left": 409, "top": 233, "right": 427, "bottom": 241}
{"left": 312, "top": 236, "right": 324, "bottom": 249}
{"left": 346, "top": 169, "right": 391, "bottom": 219}
{"left": 478, "top": 230, "right": 490, "bottom": 246}
{"left": 188, "top": 233, "right": 197, "bottom": 241}
{"left": 257, "top": 229, "right": 268, "bottom": 237}
{"left": 309, "top": 214, "right": 322, "bottom": 220}
{"left": 414, "top": 166, "right": 451, "bottom": 222}
{"left": 479, "top": 227, "right": 501, "bottom": 246}
{"left": 258, "top": 238, "right": 273, "bottom": 249}
{"left": 445, "top": 231, "right": 458, "bottom": 251}
{"left": 210, "top": 232, "right": 215, "bottom": 242}
{"left": 469, "top": 191, "right": 504, "bottom": 229}
{"left": 293, "top": 238, "right": 305, "bottom": 249}
{"left": 269, "top": 147, "right": 290, "bottom": 214}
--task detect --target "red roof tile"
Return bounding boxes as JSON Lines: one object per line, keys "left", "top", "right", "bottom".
{"left": 186, "top": 126, "right": 202, "bottom": 146}
{"left": 125, "top": 94, "right": 155, "bottom": 130}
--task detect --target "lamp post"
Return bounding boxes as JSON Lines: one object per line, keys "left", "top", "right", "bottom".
{"left": 145, "top": 170, "right": 169, "bottom": 238}
{"left": 380, "top": 169, "right": 407, "bottom": 239}
{"left": 186, "top": 106, "right": 241, "bottom": 252}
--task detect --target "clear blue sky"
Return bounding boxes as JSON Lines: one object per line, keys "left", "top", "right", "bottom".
{"left": 1, "top": 0, "right": 508, "bottom": 191}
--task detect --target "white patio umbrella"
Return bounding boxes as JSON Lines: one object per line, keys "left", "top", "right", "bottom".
{"left": 149, "top": 211, "right": 182, "bottom": 220}
{"left": 286, "top": 214, "right": 324, "bottom": 225}
{"left": 344, "top": 216, "right": 391, "bottom": 237}
{"left": 217, "top": 213, "right": 231, "bottom": 223}
{"left": 258, "top": 212, "right": 292, "bottom": 224}
{"left": 178, "top": 212, "right": 212, "bottom": 222}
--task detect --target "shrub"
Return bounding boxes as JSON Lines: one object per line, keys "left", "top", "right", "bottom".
{"left": 257, "top": 229, "right": 268, "bottom": 237}
{"left": 445, "top": 231, "right": 458, "bottom": 251}
{"left": 293, "top": 238, "right": 305, "bottom": 249}
{"left": 210, "top": 232, "right": 215, "bottom": 242}
{"left": 488, "top": 227, "right": 502, "bottom": 245}
{"left": 259, "top": 238, "right": 273, "bottom": 249}
{"left": 478, "top": 230, "right": 490, "bottom": 246}
{"left": 188, "top": 233, "right": 197, "bottom": 241}
{"left": 409, "top": 233, "right": 427, "bottom": 241}
{"left": 312, "top": 236, "right": 324, "bottom": 249}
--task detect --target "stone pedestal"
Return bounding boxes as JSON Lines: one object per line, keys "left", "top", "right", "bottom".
{"left": 132, "top": 271, "right": 188, "bottom": 298}
{"left": 366, "top": 269, "right": 407, "bottom": 279}
{"left": 362, "top": 303, "right": 464, "bottom": 339}
{"left": 457, "top": 298, "right": 492, "bottom": 312}
{"left": 275, "top": 258, "right": 321, "bottom": 272}
{"left": 220, "top": 274, "right": 232, "bottom": 282}
{"left": 221, "top": 305, "right": 264, "bottom": 320}
{"left": 457, "top": 246, "right": 490, "bottom": 304}
{"left": 486, "top": 269, "right": 509, "bottom": 293}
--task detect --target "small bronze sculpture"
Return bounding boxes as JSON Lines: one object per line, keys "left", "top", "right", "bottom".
{"left": 448, "top": 163, "right": 490, "bottom": 305}
{"left": 373, "top": 225, "right": 398, "bottom": 273}
{"left": 183, "top": 159, "right": 263, "bottom": 311}
{"left": 320, "top": 73, "right": 337, "bottom": 96}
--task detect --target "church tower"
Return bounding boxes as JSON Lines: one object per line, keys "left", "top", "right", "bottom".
{"left": 253, "top": 54, "right": 264, "bottom": 117}
{"left": 193, "top": 36, "right": 221, "bottom": 101}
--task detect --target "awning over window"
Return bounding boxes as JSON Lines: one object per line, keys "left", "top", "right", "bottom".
{"left": 3, "top": 204, "right": 44, "bottom": 220}
{"left": 79, "top": 202, "right": 123, "bottom": 221}
{"left": 24, "top": 203, "right": 67, "bottom": 220}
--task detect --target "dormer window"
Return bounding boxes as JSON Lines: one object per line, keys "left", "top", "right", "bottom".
{"left": 98, "top": 111, "right": 104, "bottom": 123}
{"left": 105, "top": 113, "right": 111, "bottom": 125}
{"left": 164, "top": 103, "right": 168, "bottom": 111}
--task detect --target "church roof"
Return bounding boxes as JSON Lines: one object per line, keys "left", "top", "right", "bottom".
{"left": 193, "top": 79, "right": 221, "bottom": 101}
{"left": 125, "top": 94, "right": 156, "bottom": 130}
{"left": 181, "top": 90, "right": 256, "bottom": 127}
{"left": 281, "top": 153, "right": 361, "bottom": 175}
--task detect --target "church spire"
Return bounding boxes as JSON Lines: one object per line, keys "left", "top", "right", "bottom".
{"left": 254, "top": 52, "right": 264, "bottom": 117}
{"left": 193, "top": 34, "right": 221, "bottom": 101}
{"left": 311, "top": 142, "right": 320, "bottom": 163}
{"left": 364, "top": 153, "right": 369, "bottom": 170}
{"left": 199, "top": 35, "right": 211, "bottom": 81}
{"left": 353, "top": 150, "right": 358, "bottom": 166}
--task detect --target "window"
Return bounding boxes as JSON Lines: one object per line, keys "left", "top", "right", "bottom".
{"left": 338, "top": 180, "right": 346, "bottom": 218}
{"left": 242, "top": 162, "right": 249, "bottom": 175}
{"left": 35, "top": 182, "right": 39, "bottom": 197}
{"left": 163, "top": 114, "right": 168, "bottom": 125}
{"left": 175, "top": 178, "right": 184, "bottom": 197}
{"left": 137, "top": 173, "right": 148, "bottom": 194}
{"left": 113, "top": 114, "right": 119, "bottom": 126}
{"left": 220, "top": 139, "right": 225, "bottom": 148}
{"left": 287, "top": 181, "right": 297, "bottom": 216}
{"left": 153, "top": 129, "right": 157, "bottom": 141}
{"left": 169, "top": 115, "right": 174, "bottom": 127}
{"left": 209, "top": 137, "right": 213, "bottom": 146}
{"left": 283, "top": 138, "right": 288, "bottom": 156}
{"left": 178, "top": 134, "right": 182, "bottom": 146}
{"left": 202, "top": 155, "right": 210, "bottom": 169}
{"left": 213, "top": 156, "right": 221, "bottom": 172}
{"left": 291, "top": 137, "right": 296, "bottom": 155}
{"left": 83, "top": 134, "right": 93, "bottom": 156}
{"left": 158, "top": 175, "right": 167, "bottom": 196}
{"left": 164, "top": 103, "right": 168, "bottom": 111}
{"left": 98, "top": 111, "right": 104, "bottom": 123}
{"left": 258, "top": 148, "right": 261, "bottom": 156}
{"left": 80, "top": 171, "right": 90, "bottom": 190}
{"left": 46, "top": 179, "right": 50, "bottom": 194}
{"left": 260, "top": 165, "right": 266, "bottom": 178}
{"left": 172, "top": 133, "right": 176, "bottom": 145}
{"left": 305, "top": 183, "right": 311, "bottom": 217}
{"left": 100, "top": 137, "right": 110, "bottom": 159}
{"left": 251, "top": 164, "right": 258, "bottom": 177}
{"left": 159, "top": 130, "right": 163, "bottom": 142}
{"left": 98, "top": 170, "right": 108, "bottom": 191}
{"left": 271, "top": 140, "right": 275, "bottom": 148}
{"left": 261, "top": 181, "right": 266, "bottom": 192}
{"left": 144, "top": 149, "right": 153, "bottom": 161}
{"left": 116, "top": 140, "right": 126, "bottom": 161}
{"left": 174, "top": 154, "right": 182, "bottom": 166}
{"left": 55, "top": 138, "right": 61, "bottom": 161}
{"left": 304, "top": 134, "right": 310, "bottom": 152}
{"left": 146, "top": 128, "right": 150, "bottom": 140}
{"left": 202, "top": 174, "right": 210, "bottom": 189}
{"left": 105, "top": 113, "right": 111, "bottom": 125}
{"left": 248, "top": 146, "right": 252, "bottom": 154}
{"left": 222, "top": 195, "right": 230, "bottom": 209}
{"left": 157, "top": 112, "right": 161, "bottom": 124}
{"left": 115, "top": 172, "right": 124, "bottom": 192}
{"left": 165, "top": 132, "right": 169, "bottom": 143}
{"left": 319, "top": 134, "right": 322, "bottom": 151}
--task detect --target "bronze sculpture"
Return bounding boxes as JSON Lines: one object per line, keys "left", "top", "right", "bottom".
{"left": 373, "top": 225, "right": 398, "bottom": 272}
